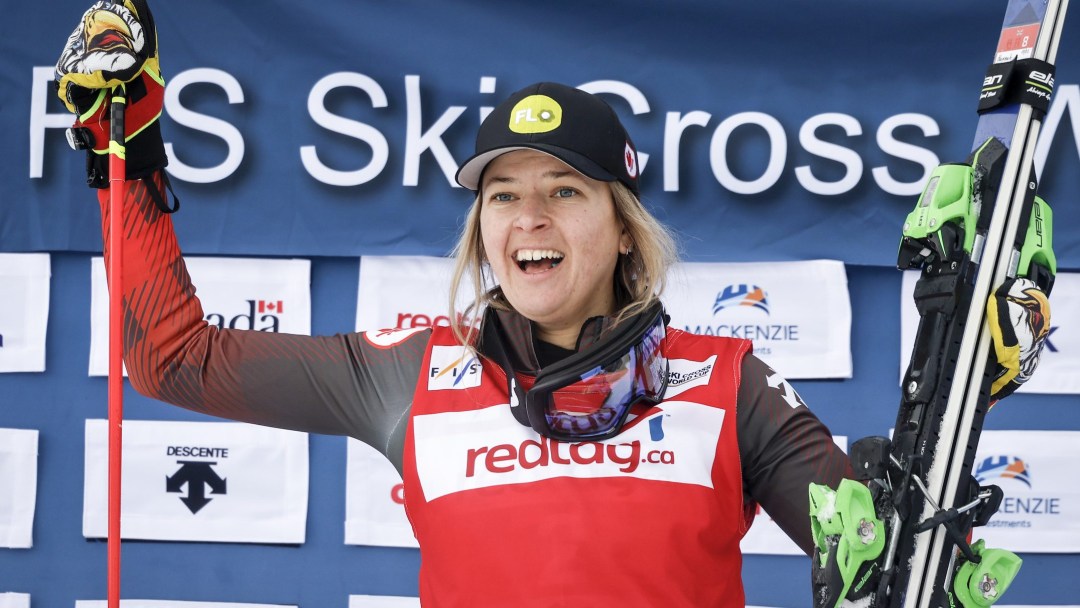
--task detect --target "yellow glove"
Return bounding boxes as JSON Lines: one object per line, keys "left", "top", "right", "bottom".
{"left": 987, "top": 277, "right": 1051, "bottom": 401}
{"left": 54, "top": 0, "right": 166, "bottom": 189}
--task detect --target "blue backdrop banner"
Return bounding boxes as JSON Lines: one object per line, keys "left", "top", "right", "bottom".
{"left": 5, "top": 0, "right": 1079, "bottom": 265}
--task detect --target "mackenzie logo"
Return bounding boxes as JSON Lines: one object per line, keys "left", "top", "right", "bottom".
{"left": 975, "top": 455, "right": 1032, "bottom": 488}
{"left": 713, "top": 284, "right": 769, "bottom": 315}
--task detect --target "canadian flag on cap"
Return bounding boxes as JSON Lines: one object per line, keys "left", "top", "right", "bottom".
{"left": 258, "top": 300, "right": 284, "bottom": 314}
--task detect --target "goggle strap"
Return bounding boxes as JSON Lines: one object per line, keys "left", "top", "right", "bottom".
{"left": 480, "top": 311, "right": 533, "bottom": 430}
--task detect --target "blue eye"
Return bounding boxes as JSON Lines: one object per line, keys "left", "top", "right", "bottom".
{"left": 491, "top": 192, "right": 514, "bottom": 202}
{"left": 555, "top": 187, "right": 577, "bottom": 198}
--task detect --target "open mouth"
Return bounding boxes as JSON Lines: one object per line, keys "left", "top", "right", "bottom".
{"left": 515, "top": 249, "right": 564, "bottom": 274}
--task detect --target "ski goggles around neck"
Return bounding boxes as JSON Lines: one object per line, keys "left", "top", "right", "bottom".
{"left": 505, "top": 302, "right": 670, "bottom": 442}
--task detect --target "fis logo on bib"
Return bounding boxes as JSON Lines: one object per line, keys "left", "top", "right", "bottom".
{"left": 428, "top": 346, "right": 481, "bottom": 390}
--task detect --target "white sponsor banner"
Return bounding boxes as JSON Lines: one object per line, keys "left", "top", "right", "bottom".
{"left": 664, "top": 260, "right": 852, "bottom": 379}
{"left": 89, "top": 256, "right": 311, "bottom": 376}
{"left": 77, "top": 601, "right": 296, "bottom": 608}
{"left": 0, "top": 253, "right": 49, "bottom": 373}
{"left": 413, "top": 401, "right": 723, "bottom": 501}
{"left": 349, "top": 595, "right": 421, "bottom": 608}
{"left": 0, "top": 429, "right": 38, "bottom": 549}
{"left": 0, "top": 592, "right": 29, "bottom": 608}
{"left": 901, "top": 270, "right": 1080, "bottom": 394}
{"left": 740, "top": 435, "right": 847, "bottom": 555}
{"left": 83, "top": 419, "right": 308, "bottom": 544}
{"left": 972, "top": 431, "right": 1080, "bottom": 553}
{"left": 356, "top": 255, "right": 479, "bottom": 332}
{"left": 345, "top": 439, "right": 418, "bottom": 548}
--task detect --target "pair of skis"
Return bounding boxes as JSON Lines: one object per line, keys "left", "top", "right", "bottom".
{"left": 838, "top": 1, "right": 1068, "bottom": 607}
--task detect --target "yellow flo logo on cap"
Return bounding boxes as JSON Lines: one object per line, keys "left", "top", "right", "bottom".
{"left": 508, "top": 95, "right": 562, "bottom": 134}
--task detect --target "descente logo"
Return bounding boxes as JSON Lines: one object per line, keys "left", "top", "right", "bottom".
{"left": 465, "top": 435, "right": 674, "bottom": 477}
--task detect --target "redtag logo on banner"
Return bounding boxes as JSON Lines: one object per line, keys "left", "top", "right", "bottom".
{"left": 663, "top": 260, "right": 852, "bottom": 380}
{"left": 355, "top": 256, "right": 482, "bottom": 333}
{"left": 89, "top": 257, "right": 312, "bottom": 376}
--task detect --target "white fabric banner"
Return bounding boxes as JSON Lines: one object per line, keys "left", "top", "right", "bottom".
{"left": 664, "top": 260, "right": 852, "bottom": 379}
{"left": 740, "top": 436, "right": 847, "bottom": 555}
{"left": 357, "top": 256, "right": 851, "bottom": 380}
{"left": 355, "top": 255, "right": 477, "bottom": 332}
{"left": 0, "top": 253, "right": 49, "bottom": 373}
{"left": 89, "top": 256, "right": 311, "bottom": 376}
{"left": 76, "top": 601, "right": 296, "bottom": 608}
{"left": 83, "top": 419, "right": 309, "bottom": 544}
{"left": 0, "top": 429, "right": 38, "bottom": 549}
{"left": 344, "top": 439, "right": 417, "bottom": 548}
{"left": 901, "top": 270, "right": 1080, "bottom": 394}
{"left": 972, "top": 430, "right": 1080, "bottom": 553}
{"left": 0, "top": 594, "right": 29, "bottom": 608}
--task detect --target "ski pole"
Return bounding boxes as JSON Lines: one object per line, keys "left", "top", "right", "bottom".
{"left": 107, "top": 57, "right": 127, "bottom": 608}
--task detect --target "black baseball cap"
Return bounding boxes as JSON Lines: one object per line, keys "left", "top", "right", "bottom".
{"left": 455, "top": 82, "right": 640, "bottom": 195}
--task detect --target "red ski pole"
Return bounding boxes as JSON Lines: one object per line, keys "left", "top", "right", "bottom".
{"left": 106, "top": 77, "right": 127, "bottom": 608}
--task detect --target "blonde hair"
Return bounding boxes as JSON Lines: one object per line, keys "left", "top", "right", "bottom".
{"left": 447, "top": 181, "right": 678, "bottom": 346}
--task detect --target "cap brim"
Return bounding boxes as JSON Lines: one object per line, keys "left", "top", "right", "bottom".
{"left": 455, "top": 144, "right": 618, "bottom": 191}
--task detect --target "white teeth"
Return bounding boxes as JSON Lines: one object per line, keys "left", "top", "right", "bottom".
{"left": 515, "top": 249, "right": 564, "bottom": 262}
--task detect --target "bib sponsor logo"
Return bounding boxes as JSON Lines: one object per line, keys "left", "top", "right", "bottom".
{"left": 508, "top": 94, "right": 562, "bottom": 134}
{"left": 464, "top": 432, "right": 675, "bottom": 478}
{"left": 665, "top": 355, "right": 716, "bottom": 398}
{"left": 428, "top": 345, "right": 482, "bottom": 390}
{"left": 413, "top": 400, "right": 725, "bottom": 500}
{"left": 363, "top": 326, "right": 426, "bottom": 348}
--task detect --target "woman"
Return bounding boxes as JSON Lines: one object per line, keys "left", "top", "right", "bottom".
{"left": 54, "top": 3, "right": 865, "bottom": 606}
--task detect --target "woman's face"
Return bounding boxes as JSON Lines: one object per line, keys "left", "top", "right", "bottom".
{"left": 479, "top": 149, "right": 629, "bottom": 343}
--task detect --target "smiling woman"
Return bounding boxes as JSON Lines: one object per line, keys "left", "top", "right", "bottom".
{"left": 57, "top": 5, "right": 857, "bottom": 599}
